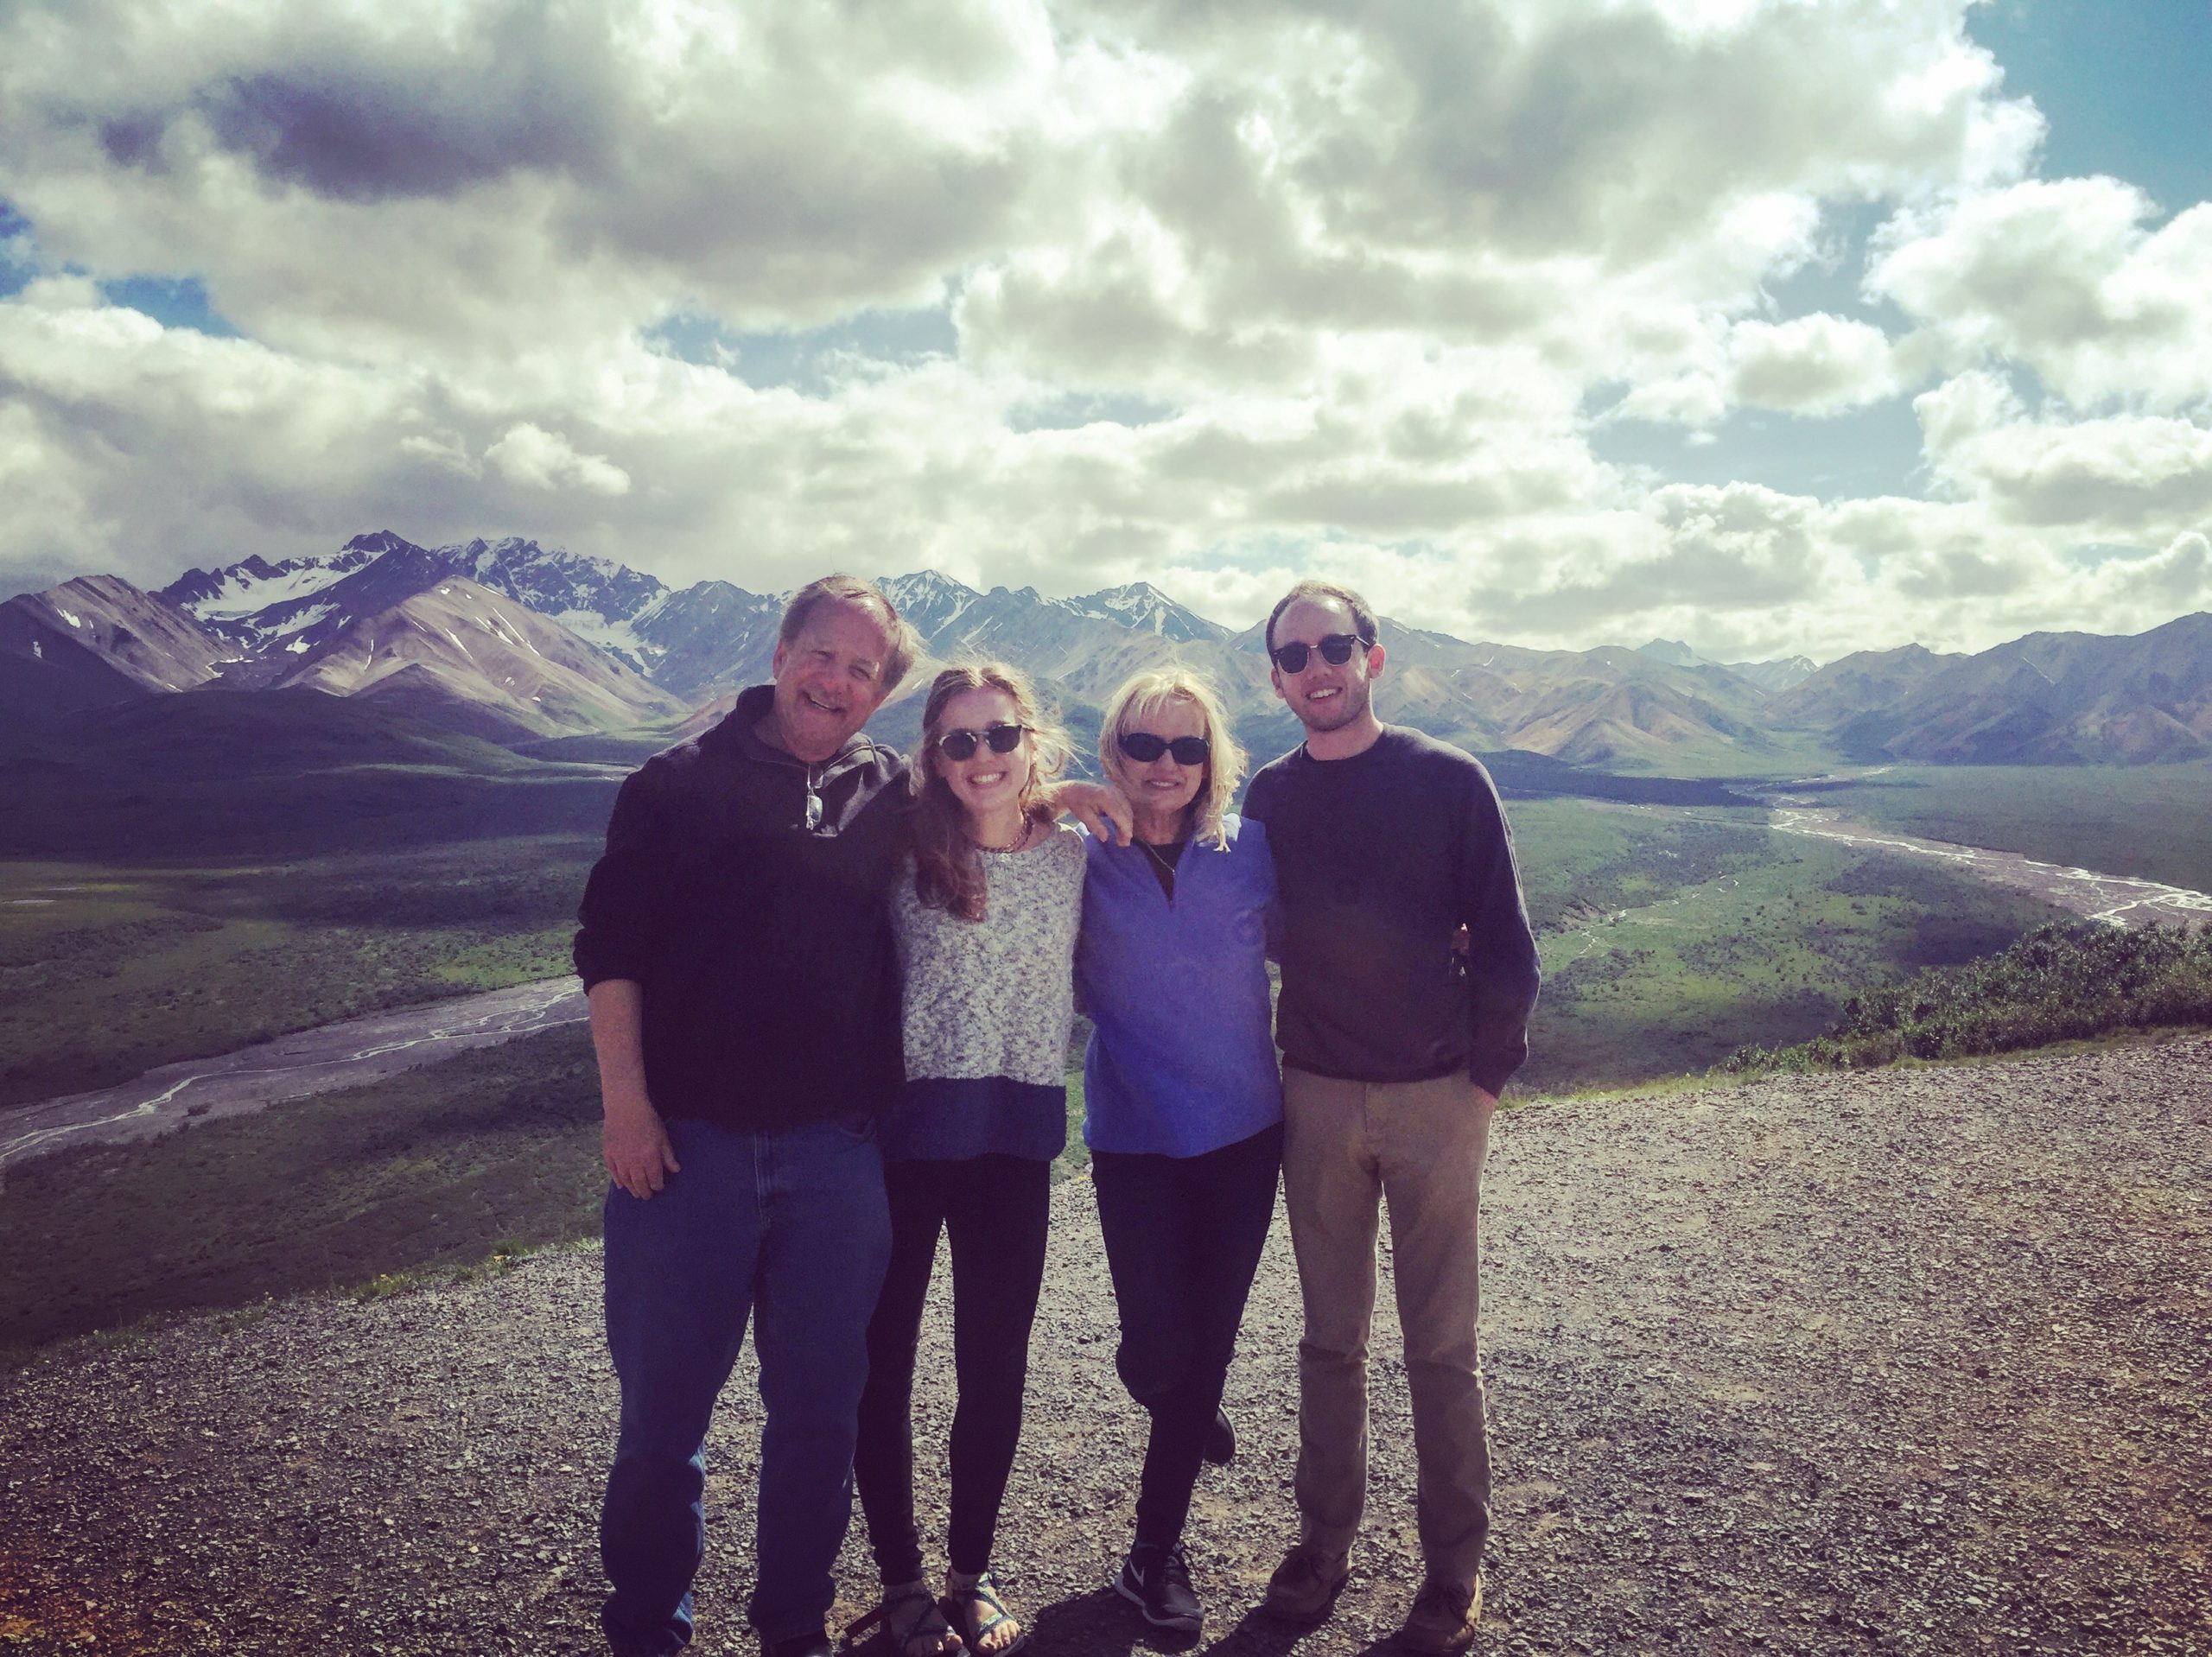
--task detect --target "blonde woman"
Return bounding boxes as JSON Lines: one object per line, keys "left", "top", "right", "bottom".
{"left": 1073, "top": 668, "right": 1282, "bottom": 1638}
{"left": 850, "top": 663, "right": 1084, "bottom": 1657}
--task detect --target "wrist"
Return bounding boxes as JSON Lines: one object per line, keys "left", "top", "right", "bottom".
{"left": 602, "top": 1085, "right": 656, "bottom": 1118}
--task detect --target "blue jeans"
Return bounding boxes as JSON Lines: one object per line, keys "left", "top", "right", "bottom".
{"left": 601, "top": 1116, "right": 893, "bottom": 1654}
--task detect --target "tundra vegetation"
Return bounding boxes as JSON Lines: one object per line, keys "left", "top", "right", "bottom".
{"left": 1719, "top": 923, "right": 2212, "bottom": 1076}
{"left": 2, "top": 797, "right": 2121, "bottom": 1355}
{"left": 0, "top": 840, "right": 597, "bottom": 1110}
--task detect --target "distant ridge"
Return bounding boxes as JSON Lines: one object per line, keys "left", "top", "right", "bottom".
{"left": 12, "top": 530, "right": 2210, "bottom": 770}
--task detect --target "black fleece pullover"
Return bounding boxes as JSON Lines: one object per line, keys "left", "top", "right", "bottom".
{"left": 572, "top": 685, "right": 910, "bottom": 1129}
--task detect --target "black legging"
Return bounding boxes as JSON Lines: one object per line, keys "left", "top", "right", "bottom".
{"left": 1091, "top": 1122, "right": 1282, "bottom": 1549}
{"left": 854, "top": 1154, "right": 1052, "bottom": 1583}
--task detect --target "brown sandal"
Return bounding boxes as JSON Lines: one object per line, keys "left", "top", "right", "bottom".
{"left": 843, "top": 1583, "right": 964, "bottom": 1657}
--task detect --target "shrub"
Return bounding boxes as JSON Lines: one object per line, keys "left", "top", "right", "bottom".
{"left": 1716, "top": 923, "right": 2212, "bottom": 1077}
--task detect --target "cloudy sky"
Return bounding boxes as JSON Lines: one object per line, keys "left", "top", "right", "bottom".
{"left": 2, "top": 0, "right": 2208, "bottom": 663}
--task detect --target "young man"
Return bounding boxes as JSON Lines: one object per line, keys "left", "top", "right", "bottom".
{"left": 1241, "top": 580, "right": 1541, "bottom": 1655}
{"left": 575, "top": 575, "right": 1128, "bottom": 1657}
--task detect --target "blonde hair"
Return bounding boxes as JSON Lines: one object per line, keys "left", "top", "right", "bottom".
{"left": 911, "top": 661, "right": 1071, "bottom": 921}
{"left": 1099, "top": 668, "right": 1244, "bottom": 849}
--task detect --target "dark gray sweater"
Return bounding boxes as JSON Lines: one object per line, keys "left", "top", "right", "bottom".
{"left": 1243, "top": 727, "right": 1540, "bottom": 1095}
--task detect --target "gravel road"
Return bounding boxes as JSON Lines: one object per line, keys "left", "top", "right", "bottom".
{"left": 3, "top": 1035, "right": 2208, "bottom": 1656}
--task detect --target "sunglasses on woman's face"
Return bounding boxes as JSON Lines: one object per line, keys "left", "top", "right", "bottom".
{"left": 1117, "top": 732, "right": 1211, "bottom": 766}
{"left": 1269, "top": 632, "right": 1372, "bottom": 674}
{"left": 935, "top": 722, "right": 1027, "bottom": 761}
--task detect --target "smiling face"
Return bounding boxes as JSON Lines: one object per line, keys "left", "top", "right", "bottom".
{"left": 928, "top": 684, "right": 1034, "bottom": 826}
{"left": 1112, "top": 692, "right": 1208, "bottom": 835}
{"left": 1269, "top": 594, "right": 1384, "bottom": 735}
{"left": 766, "top": 596, "right": 896, "bottom": 761}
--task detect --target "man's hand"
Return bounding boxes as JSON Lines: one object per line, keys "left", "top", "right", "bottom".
{"left": 588, "top": 979, "right": 677, "bottom": 1197}
{"left": 1046, "top": 778, "right": 1134, "bottom": 846}
{"left": 604, "top": 1091, "right": 681, "bottom": 1198}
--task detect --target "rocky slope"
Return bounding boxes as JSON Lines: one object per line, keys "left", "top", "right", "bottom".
{"left": 272, "top": 576, "right": 685, "bottom": 742}
{"left": 0, "top": 574, "right": 232, "bottom": 714}
{"left": 3, "top": 1035, "right": 2206, "bottom": 1655}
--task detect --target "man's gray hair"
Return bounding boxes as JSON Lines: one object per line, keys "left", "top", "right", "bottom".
{"left": 779, "top": 575, "right": 922, "bottom": 694}
{"left": 1265, "top": 579, "right": 1380, "bottom": 657}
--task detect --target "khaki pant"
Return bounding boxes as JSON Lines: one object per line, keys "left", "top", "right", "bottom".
{"left": 1281, "top": 1065, "right": 1494, "bottom": 1592}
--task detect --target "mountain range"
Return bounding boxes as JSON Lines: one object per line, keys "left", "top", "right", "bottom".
{"left": 3, "top": 530, "right": 2209, "bottom": 771}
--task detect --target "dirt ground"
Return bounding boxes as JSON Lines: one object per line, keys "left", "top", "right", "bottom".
{"left": 3, "top": 1033, "right": 2208, "bottom": 1656}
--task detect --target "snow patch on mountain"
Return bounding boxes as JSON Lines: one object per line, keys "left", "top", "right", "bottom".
{"left": 1064, "top": 582, "right": 1230, "bottom": 643}
{"left": 546, "top": 608, "right": 654, "bottom": 676}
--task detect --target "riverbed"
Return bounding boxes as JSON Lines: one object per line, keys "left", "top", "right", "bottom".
{"left": 0, "top": 977, "right": 587, "bottom": 1173}
{"left": 1764, "top": 804, "right": 2212, "bottom": 930}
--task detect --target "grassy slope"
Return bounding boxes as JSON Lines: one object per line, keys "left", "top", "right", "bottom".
{"left": 0, "top": 689, "right": 622, "bottom": 860}
{"left": 1819, "top": 763, "right": 2212, "bottom": 896}
{"left": 0, "top": 839, "right": 597, "bottom": 1109}
{"left": 1516, "top": 806, "right": 2074, "bottom": 1093}
{"left": 0, "top": 1024, "right": 607, "bottom": 1352}
{"left": 1719, "top": 923, "right": 2212, "bottom": 1075}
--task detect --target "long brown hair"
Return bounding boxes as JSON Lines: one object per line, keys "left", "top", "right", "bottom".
{"left": 910, "top": 662, "right": 1071, "bottom": 921}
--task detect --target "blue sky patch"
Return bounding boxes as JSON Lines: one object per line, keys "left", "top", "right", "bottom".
{"left": 99, "top": 276, "right": 240, "bottom": 337}
{"left": 1592, "top": 397, "right": 1929, "bottom": 503}
{"left": 1970, "top": 0, "right": 2212, "bottom": 218}
{"left": 648, "top": 306, "right": 959, "bottom": 392}
{"left": 0, "top": 199, "right": 34, "bottom": 299}
{"left": 1006, "top": 391, "right": 1176, "bottom": 434}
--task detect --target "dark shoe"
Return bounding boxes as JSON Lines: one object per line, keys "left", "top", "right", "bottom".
{"left": 763, "top": 1629, "right": 835, "bottom": 1657}
{"left": 1261, "top": 1541, "right": 1349, "bottom": 1624}
{"left": 1201, "top": 1406, "right": 1235, "bottom": 1467}
{"left": 1117, "top": 1542, "right": 1202, "bottom": 1637}
{"left": 1396, "top": 1576, "right": 1483, "bottom": 1654}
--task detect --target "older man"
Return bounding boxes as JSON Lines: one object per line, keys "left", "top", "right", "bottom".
{"left": 1243, "top": 579, "right": 1540, "bottom": 1655}
{"left": 575, "top": 575, "right": 1127, "bottom": 1657}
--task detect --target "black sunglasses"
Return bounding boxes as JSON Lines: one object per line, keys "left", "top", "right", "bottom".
{"left": 1118, "top": 732, "right": 1211, "bottom": 766}
{"left": 1270, "top": 633, "right": 1373, "bottom": 674}
{"left": 935, "top": 723, "right": 1027, "bottom": 761}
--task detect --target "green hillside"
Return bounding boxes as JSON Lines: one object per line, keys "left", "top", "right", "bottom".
{"left": 0, "top": 1024, "right": 605, "bottom": 1353}
{"left": 0, "top": 841, "right": 596, "bottom": 1109}
{"left": 1719, "top": 923, "right": 2212, "bottom": 1076}
{"left": 1516, "top": 804, "right": 2074, "bottom": 1092}
{"left": 0, "top": 689, "right": 622, "bottom": 859}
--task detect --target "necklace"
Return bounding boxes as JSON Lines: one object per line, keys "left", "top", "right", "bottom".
{"left": 971, "top": 816, "right": 1030, "bottom": 854}
{"left": 1139, "top": 836, "right": 1185, "bottom": 876}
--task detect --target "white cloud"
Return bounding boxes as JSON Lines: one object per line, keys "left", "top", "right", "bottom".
{"left": 0, "top": 0, "right": 2203, "bottom": 664}
{"left": 1870, "top": 178, "right": 2212, "bottom": 411}
{"left": 1917, "top": 371, "right": 2212, "bottom": 535}
{"left": 1726, "top": 314, "right": 1899, "bottom": 414}
{"left": 485, "top": 423, "right": 631, "bottom": 497}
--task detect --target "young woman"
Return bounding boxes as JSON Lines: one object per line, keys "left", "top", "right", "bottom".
{"left": 850, "top": 663, "right": 1085, "bottom": 1657}
{"left": 1074, "top": 668, "right": 1283, "bottom": 1639}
